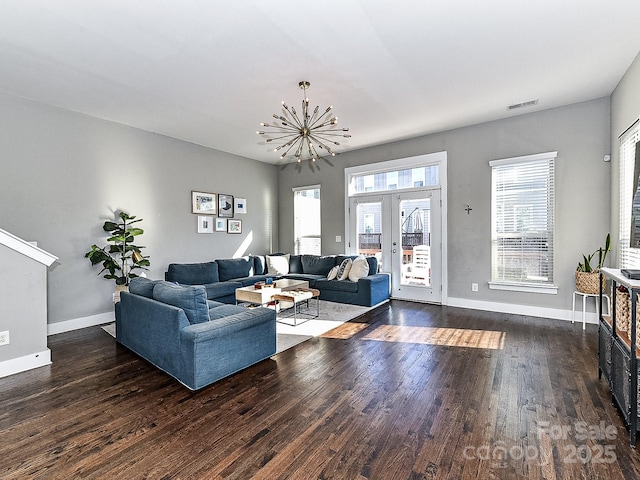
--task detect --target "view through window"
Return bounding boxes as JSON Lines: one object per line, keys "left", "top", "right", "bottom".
{"left": 294, "top": 186, "right": 321, "bottom": 255}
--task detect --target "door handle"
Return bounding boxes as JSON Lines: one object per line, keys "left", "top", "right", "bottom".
{"left": 393, "top": 249, "right": 397, "bottom": 253}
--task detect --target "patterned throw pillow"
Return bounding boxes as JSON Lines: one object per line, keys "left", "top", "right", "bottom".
{"left": 348, "top": 256, "right": 370, "bottom": 282}
{"left": 266, "top": 254, "right": 290, "bottom": 275}
{"left": 327, "top": 265, "right": 339, "bottom": 280}
{"left": 336, "top": 258, "right": 353, "bottom": 281}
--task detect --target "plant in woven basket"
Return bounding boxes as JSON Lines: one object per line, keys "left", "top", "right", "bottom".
{"left": 576, "top": 233, "right": 611, "bottom": 273}
{"left": 575, "top": 233, "right": 610, "bottom": 294}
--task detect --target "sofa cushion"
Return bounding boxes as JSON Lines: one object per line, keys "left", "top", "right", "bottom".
{"left": 153, "top": 282, "right": 210, "bottom": 324}
{"left": 336, "top": 258, "right": 352, "bottom": 281}
{"left": 316, "top": 278, "right": 359, "bottom": 293}
{"left": 203, "top": 281, "right": 242, "bottom": 300}
{"left": 166, "top": 262, "right": 219, "bottom": 285}
{"left": 365, "top": 256, "right": 378, "bottom": 274}
{"left": 253, "top": 255, "right": 267, "bottom": 275}
{"left": 281, "top": 273, "right": 325, "bottom": 288}
{"left": 217, "top": 256, "right": 253, "bottom": 282}
{"left": 207, "top": 304, "right": 248, "bottom": 320}
{"left": 289, "top": 255, "right": 303, "bottom": 274}
{"left": 267, "top": 254, "right": 290, "bottom": 275}
{"left": 301, "top": 255, "right": 336, "bottom": 275}
{"left": 128, "top": 277, "right": 159, "bottom": 298}
{"left": 207, "top": 300, "right": 225, "bottom": 309}
{"left": 349, "top": 256, "right": 370, "bottom": 282}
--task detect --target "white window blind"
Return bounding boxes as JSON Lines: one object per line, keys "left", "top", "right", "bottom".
{"left": 619, "top": 120, "right": 640, "bottom": 268}
{"left": 490, "top": 152, "right": 556, "bottom": 290}
{"left": 293, "top": 186, "right": 321, "bottom": 255}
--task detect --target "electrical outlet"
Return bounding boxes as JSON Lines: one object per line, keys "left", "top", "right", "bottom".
{"left": 471, "top": 283, "right": 479, "bottom": 292}
{"left": 0, "top": 330, "right": 9, "bottom": 346}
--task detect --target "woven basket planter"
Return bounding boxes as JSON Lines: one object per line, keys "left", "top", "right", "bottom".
{"left": 575, "top": 271, "right": 606, "bottom": 295}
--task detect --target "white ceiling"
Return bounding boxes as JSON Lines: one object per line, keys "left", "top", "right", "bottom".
{"left": 1, "top": 1, "right": 639, "bottom": 164}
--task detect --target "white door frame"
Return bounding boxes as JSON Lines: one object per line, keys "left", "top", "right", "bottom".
{"left": 344, "top": 152, "right": 448, "bottom": 305}
{"left": 391, "top": 188, "right": 442, "bottom": 303}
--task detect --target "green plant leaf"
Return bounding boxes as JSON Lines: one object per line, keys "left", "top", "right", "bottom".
{"left": 103, "top": 221, "right": 119, "bottom": 232}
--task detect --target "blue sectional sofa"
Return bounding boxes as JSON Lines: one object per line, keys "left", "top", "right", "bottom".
{"left": 115, "top": 277, "right": 276, "bottom": 390}
{"left": 165, "top": 254, "right": 390, "bottom": 307}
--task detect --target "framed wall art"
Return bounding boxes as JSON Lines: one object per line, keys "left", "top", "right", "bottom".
{"left": 234, "top": 197, "right": 247, "bottom": 214}
{"left": 197, "top": 216, "right": 213, "bottom": 234}
{"left": 215, "top": 218, "right": 227, "bottom": 232}
{"left": 218, "top": 194, "right": 234, "bottom": 218}
{"left": 227, "top": 219, "right": 242, "bottom": 234}
{"left": 191, "top": 191, "right": 216, "bottom": 215}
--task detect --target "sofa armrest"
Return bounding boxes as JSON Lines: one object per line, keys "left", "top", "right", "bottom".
{"left": 118, "top": 292, "right": 191, "bottom": 378}
{"left": 357, "top": 273, "right": 391, "bottom": 288}
{"left": 179, "top": 307, "right": 276, "bottom": 390}
{"left": 356, "top": 273, "right": 391, "bottom": 305}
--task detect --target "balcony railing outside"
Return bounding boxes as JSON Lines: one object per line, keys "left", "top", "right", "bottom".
{"left": 357, "top": 233, "right": 427, "bottom": 250}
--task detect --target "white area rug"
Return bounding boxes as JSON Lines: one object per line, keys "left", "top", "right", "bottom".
{"left": 275, "top": 300, "right": 376, "bottom": 353}
{"left": 101, "top": 300, "right": 380, "bottom": 355}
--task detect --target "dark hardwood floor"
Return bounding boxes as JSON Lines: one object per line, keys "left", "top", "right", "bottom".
{"left": 2, "top": 300, "right": 640, "bottom": 479}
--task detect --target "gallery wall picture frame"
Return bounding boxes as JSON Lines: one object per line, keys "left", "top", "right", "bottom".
{"left": 191, "top": 191, "right": 216, "bottom": 215}
{"left": 218, "top": 194, "right": 234, "bottom": 218}
{"left": 234, "top": 197, "right": 247, "bottom": 214}
{"left": 227, "top": 219, "right": 242, "bottom": 234}
{"left": 215, "top": 218, "right": 227, "bottom": 232}
{"left": 197, "top": 216, "right": 213, "bottom": 234}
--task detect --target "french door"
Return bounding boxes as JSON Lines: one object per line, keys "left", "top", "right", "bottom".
{"left": 349, "top": 188, "right": 442, "bottom": 303}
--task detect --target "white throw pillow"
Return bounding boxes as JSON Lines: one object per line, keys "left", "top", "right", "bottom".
{"left": 266, "top": 254, "right": 290, "bottom": 275}
{"left": 327, "top": 265, "right": 339, "bottom": 280}
{"left": 348, "top": 256, "right": 370, "bottom": 282}
{"left": 336, "top": 258, "right": 352, "bottom": 281}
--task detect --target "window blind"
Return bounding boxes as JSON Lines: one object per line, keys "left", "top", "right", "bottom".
{"left": 293, "top": 186, "right": 321, "bottom": 255}
{"left": 619, "top": 121, "right": 640, "bottom": 268}
{"left": 490, "top": 152, "right": 556, "bottom": 286}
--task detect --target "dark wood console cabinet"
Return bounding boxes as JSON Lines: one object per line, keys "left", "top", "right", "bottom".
{"left": 599, "top": 268, "right": 640, "bottom": 445}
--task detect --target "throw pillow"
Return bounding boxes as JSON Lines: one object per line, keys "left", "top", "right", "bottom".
{"left": 327, "top": 265, "right": 339, "bottom": 280}
{"left": 348, "top": 256, "right": 370, "bottom": 282}
{"left": 267, "top": 254, "right": 290, "bottom": 275}
{"left": 336, "top": 258, "right": 352, "bottom": 281}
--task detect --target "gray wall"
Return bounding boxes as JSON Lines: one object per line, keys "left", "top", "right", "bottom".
{"left": 0, "top": 246, "right": 48, "bottom": 363}
{"left": 0, "top": 93, "right": 279, "bottom": 327}
{"left": 610, "top": 50, "right": 640, "bottom": 263}
{"left": 278, "top": 98, "right": 611, "bottom": 311}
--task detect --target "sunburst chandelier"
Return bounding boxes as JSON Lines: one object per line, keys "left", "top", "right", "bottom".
{"left": 257, "top": 81, "right": 351, "bottom": 163}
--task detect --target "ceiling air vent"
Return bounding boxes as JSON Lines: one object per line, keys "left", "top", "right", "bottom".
{"left": 507, "top": 99, "right": 539, "bottom": 111}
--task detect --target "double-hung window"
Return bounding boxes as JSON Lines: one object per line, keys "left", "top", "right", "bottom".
{"left": 619, "top": 120, "right": 640, "bottom": 268}
{"left": 489, "top": 151, "right": 557, "bottom": 293}
{"left": 293, "top": 185, "right": 321, "bottom": 255}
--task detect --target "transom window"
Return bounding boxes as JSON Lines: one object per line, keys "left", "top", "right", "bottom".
{"left": 348, "top": 165, "right": 439, "bottom": 195}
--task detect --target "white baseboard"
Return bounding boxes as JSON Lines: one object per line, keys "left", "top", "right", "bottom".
{"left": 0, "top": 349, "right": 51, "bottom": 378}
{"left": 47, "top": 312, "right": 115, "bottom": 336}
{"left": 447, "top": 297, "right": 599, "bottom": 326}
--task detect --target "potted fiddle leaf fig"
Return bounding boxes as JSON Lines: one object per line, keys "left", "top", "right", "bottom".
{"left": 85, "top": 211, "right": 150, "bottom": 288}
{"left": 575, "top": 233, "right": 610, "bottom": 294}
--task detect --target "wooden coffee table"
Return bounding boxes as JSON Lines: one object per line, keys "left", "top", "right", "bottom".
{"left": 235, "top": 279, "right": 309, "bottom": 307}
